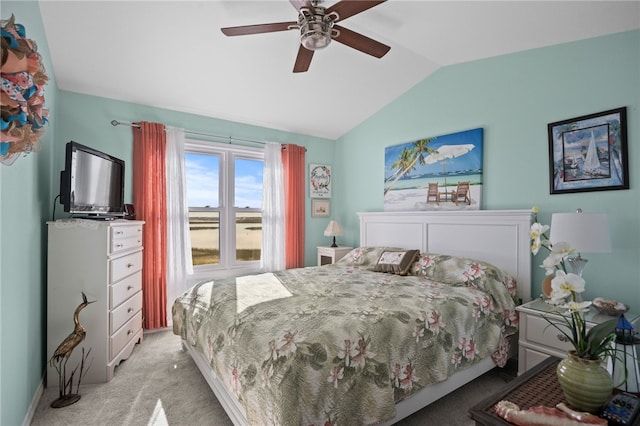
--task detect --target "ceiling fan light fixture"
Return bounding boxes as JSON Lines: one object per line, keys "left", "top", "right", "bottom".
{"left": 300, "top": 21, "right": 331, "bottom": 50}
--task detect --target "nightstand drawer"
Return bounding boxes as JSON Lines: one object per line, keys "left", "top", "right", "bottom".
{"left": 526, "top": 315, "right": 574, "bottom": 352}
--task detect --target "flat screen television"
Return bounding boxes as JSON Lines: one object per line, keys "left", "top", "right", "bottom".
{"left": 59, "top": 141, "right": 125, "bottom": 218}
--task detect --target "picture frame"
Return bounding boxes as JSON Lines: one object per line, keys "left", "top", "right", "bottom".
{"left": 548, "top": 107, "right": 628, "bottom": 194}
{"left": 311, "top": 199, "right": 330, "bottom": 218}
{"left": 383, "top": 128, "right": 483, "bottom": 211}
{"left": 309, "top": 164, "right": 331, "bottom": 198}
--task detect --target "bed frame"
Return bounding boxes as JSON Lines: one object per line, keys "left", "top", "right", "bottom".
{"left": 182, "top": 209, "right": 532, "bottom": 425}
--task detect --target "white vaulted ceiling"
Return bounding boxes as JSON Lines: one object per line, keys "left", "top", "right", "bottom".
{"left": 38, "top": 1, "right": 640, "bottom": 139}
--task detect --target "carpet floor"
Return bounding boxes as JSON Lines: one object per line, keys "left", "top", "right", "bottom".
{"left": 31, "top": 330, "right": 516, "bottom": 425}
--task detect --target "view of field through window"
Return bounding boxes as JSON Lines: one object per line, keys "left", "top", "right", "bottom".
{"left": 185, "top": 153, "right": 263, "bottom": 265}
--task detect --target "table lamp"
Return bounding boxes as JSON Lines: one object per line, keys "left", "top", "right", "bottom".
{"left": 550, "top": 209, "right": 611, "bottom": 277}
{"left": 324, "top": 221, "right": 344, "bottom": 248}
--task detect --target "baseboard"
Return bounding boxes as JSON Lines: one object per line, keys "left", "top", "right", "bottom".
{"left": 22, "top": 375, "right": 44, "bottom": 426}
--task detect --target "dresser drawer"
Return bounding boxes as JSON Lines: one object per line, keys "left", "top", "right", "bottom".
{"left": 525, "top": 314, "right": 574, "bottom": 352}
{"left": 110, "top": 271, "right": 142, "bottom": 309}
{"left": 110, "top": 236, "right": 142, "bottom": 254}
{"left": 110, "top": 291, "right": 143, "bottom": 333}
{"left": 111, "top": 224, "right": 143, "bottom": 241}
{"left": 110, "top": 225, "right": 143, "bottom": 254}
{"left": 110, "top": 311, "right": 142, "bottom": 359}
{"left": 110, "top": 250, "right": 143, "bottom": 284}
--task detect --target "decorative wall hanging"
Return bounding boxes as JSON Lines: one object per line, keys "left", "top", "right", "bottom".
{"left": 311, "top": 199, "right": 330, "bottom": 218}
{"left": 1, "top": 14, "right": 49, "bottom": 165}
{"left": 383, "top": 128, "right": 483, "bottom": 211}
{"left": 309, "top": 163, "right": 331, "bottom": 198}
{"left": 548, "top": 107, "right": 628, "bottom": 194}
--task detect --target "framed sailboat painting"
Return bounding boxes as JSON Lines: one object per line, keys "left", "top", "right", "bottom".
{"left": 548, "top": 107, "right": 628, "bottom": 194}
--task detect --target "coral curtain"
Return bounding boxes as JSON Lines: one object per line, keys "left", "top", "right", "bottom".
{"left": 281, "top": 144, "right": 306, "bottom": 268}
{"left": 133, "top": 122, "right": 168, "bottom": 329}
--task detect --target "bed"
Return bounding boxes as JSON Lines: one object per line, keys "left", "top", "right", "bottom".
{"left": 172, "top": 209, "right": 532, "bottom": 425}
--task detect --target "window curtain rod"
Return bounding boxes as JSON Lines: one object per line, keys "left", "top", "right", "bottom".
{"left": 110, "top": 120, "right": 267, "bottom": 146}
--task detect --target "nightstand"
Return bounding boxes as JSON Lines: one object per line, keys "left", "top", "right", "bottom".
{"left": 516, "top": 298, "right": 640, "bottom": 375}
{"left": 317, "top": 246, "right": 353, "bottom": 266}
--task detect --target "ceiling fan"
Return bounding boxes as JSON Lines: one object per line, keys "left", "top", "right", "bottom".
{"left": 221, "top": 0, "right": 390, "bottom": 73}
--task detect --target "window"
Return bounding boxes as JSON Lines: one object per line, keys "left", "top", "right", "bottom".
{"left": 185, "top": 140, "right": 264, "bottom": 276}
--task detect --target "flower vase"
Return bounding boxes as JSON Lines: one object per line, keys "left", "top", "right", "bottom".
{"left": 556, "top": 351, "right": 613, "bottom": 413}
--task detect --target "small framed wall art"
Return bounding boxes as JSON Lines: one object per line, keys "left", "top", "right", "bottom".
{"left": 548, "top": 107, "right": 628, "bottom": 194}
{"left": 311, "top": 199, "right": 330, "bottom": 218}
{"left": 309, "top": 164, "right": 331, "bottom": 198}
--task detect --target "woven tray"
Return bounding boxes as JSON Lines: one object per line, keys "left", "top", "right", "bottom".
{"left": 495, "top": 360, "right": 565, "bottom": 410}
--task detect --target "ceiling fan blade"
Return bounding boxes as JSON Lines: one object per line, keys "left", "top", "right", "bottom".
{"left": 221, "top": 22, "right": 297, "bottom": 36}
{"left": 289, "top": 0, "right": 313, "bottom": 12}
{"left": 293, "top": 46, "right": 314, "bottom": 73}
{"left": 326, "top": 0, "right": 387, "bottom": 22}
{"left": 332, "top": 25, "right": 390, "bottom": 58}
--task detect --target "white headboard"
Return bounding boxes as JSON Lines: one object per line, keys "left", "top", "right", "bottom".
{"left": 358, "top": 210, "right": 532, "bottom": 303}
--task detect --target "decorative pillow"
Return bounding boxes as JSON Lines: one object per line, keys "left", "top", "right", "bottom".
{"left": 372, "top": 249, "right": 420, "bottom": 276}
{"left": 337, "top": 247, "right": 407, "bottom": 268}
{"left": 410, "top": 252, "right": 519, "bottom": 304}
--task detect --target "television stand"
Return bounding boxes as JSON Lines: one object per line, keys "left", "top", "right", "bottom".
{"left": 74, "top": 215, "right": 122, "bottom": 221}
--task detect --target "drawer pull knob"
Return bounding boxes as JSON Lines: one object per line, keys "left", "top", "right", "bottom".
{"left": 127, "top": 330, "right": 132, "bottom": 335}
{"left": 557, "top": 334, "right": 568, "bottom": 342}
{"left": 128, "top": 308, "right": 133, "bottom": 313}
{"left": 127, "top": 263, "right": 134, "bottom": 268}
{"left": 115, "top": 244, "right": 123, "bottom": 248}
{"left": 127, "top": 286, "right": 133, "bottom": 290}
{"left": 116, "top": 231, "right": 123, "bottom": 235}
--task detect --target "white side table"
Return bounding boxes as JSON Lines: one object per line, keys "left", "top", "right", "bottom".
{"left": 516, "top": 298, "right": 639, "bottom": 375}
{"left": 317, "top": 246, "right": 353, "bottom": 266}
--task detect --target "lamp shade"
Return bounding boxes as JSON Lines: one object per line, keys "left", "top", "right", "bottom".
{"left": 324, "top": 221, "right": 344, "bottom": 237}
{"left": 550, "top": 211, "right": 611, "bottom": 253}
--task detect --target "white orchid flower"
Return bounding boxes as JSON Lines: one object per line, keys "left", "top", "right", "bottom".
{"left": 529, "top": 222, "right": 549, "bottom": 255}
{"left": 550, "top": 241, "right": 575, "bottom": 258}
{"left": 541, "top": 253, "right": 565, "bottom": 275}
{"left": 550, "top": 271, "right": 586, "bottom": 300}
{"left": 562, "top": 300, "right": 592, "bottom": 314}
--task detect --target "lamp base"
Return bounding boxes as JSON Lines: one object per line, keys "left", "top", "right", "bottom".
{"left": 568, "top": 255, "right": 588, "bottom": 277}
{"left": 330, "top": 236, "right": 338, "bottom": 248}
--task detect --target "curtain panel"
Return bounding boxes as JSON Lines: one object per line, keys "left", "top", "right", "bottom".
{"left": 261, "top": 143, "right": 286, "bottom": 271}
{"left": 281, "top": 144, "right": 306, "bottom": 268}
{"left": 133, "top": 121, "right": 168, "bottom": 329}
{"left": 165, "top": 127, "right": 193, "bottom": 325}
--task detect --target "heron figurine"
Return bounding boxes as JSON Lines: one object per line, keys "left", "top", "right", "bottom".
{"left": 50, "top": 291, "right": 95, "bottom": 407}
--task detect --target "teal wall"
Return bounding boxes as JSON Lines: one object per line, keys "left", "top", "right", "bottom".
{"left": 1, "top": 1, "right": 638, "bottom": 424}
{"left": 335, "top": 30, "right": 640, "bottom": 308}
{"left": 53, "top": 90, "right": 335, "bottom": 264}
{"left": 1, "top": 2, "right": 57, "bottom": 425}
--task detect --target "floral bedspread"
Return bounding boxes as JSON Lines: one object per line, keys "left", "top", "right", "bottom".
{"left": 172, "top": 248, "right": 519, "bottom": 426}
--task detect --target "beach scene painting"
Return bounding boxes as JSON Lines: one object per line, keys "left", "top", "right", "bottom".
{"left": 384, "top": 128, "right": 483, "bottom": 211}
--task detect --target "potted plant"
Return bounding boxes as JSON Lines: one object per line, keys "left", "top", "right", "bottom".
{"left": 530, "top": 206, "right": 618, "bottom": 413}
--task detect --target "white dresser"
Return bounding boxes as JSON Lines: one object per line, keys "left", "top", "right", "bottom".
{"left": 47, "top": 219, "right": 145, "bottom": 385}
